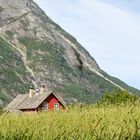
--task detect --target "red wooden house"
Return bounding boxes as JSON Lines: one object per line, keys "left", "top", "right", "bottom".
{"left": 5, "top": 85, "right": 66, "bottom": 112}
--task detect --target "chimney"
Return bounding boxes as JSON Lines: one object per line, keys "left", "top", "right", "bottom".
{"left": 29, "top": 86, "right": 35, "bottom": 98}
{"left": 40, "top": 84, "right": 46, "bottom": 94}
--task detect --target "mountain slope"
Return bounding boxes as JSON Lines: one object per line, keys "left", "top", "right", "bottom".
{"left": 0, "top": 0, "right": 139, "bottom": 104}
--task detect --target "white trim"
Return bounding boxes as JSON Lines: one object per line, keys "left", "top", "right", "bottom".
{"left": 54, "top": 102, "right": 59, "bottom": 111}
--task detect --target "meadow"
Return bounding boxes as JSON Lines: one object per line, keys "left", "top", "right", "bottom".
{"left": 0, "top": 102, "right": 140, "bottom": 140}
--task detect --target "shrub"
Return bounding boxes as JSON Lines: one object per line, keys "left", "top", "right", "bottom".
{"left": 98, "top": 89, "right": 138, "bottom": 105}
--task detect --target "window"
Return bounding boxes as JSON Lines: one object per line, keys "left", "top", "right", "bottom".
{"left": 54, "top": 103, "right": 59, "bottom": 111}
{"left": 43, "top": 102, "right": 48, "bottom": 111}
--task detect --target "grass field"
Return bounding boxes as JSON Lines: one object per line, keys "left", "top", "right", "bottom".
{"left": 0, "top": 103, "right": 140, "bottom": 140}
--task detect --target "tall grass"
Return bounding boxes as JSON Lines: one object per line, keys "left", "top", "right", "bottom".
{"left": 0, "top": 103, "right": 140, "bottom": 140}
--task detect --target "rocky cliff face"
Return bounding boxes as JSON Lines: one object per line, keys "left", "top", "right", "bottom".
{"left": 0, "top": 0, "right": 139, "bottom": 104}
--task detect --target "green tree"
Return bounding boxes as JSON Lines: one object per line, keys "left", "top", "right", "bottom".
{"left": 98, "top": 89, "right": 138, "bottom": 105}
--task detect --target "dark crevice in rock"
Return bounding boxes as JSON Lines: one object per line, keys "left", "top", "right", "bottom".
{"left": 0, "top": 6, "right": 3, "bottom": 12}
{"left": 72, "top": 47, "right": 83, "bottom": 70}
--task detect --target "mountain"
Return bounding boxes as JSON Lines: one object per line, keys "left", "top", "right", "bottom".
{"left": 0, "top": 0, "right": 139, "bottom": 104}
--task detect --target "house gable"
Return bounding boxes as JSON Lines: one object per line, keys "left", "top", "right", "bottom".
{"left": 38, "top": 93, "right": 65, "bottom": 111}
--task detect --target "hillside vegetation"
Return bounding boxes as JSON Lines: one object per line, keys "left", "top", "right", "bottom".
{"left": 0, "top": 34, "right": 139, "bottom": 104}
{"left": 0, "top": 37, "right": 29, "bottom": 103}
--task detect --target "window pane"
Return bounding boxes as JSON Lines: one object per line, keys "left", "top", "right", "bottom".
{"left": 54, "top": 103, "right": 59, "bottom": 110}
{"left": 43, "top": 102, "right": 48, "bottom": 111}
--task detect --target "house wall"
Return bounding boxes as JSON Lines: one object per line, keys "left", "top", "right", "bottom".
{"left": 39, "top": 94, "right": 65, "bottom": 111}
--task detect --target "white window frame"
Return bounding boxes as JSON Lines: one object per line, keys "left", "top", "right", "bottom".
{"left": 43, "top": 102, "right": 48, "bottom": 111}
{"left": 54, "top": 103, "right": 59, "bottom": 111}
